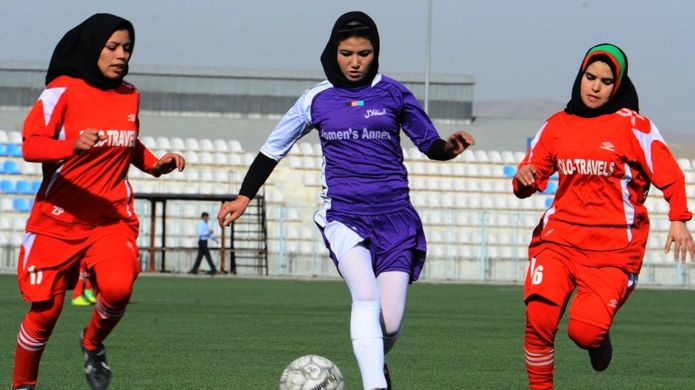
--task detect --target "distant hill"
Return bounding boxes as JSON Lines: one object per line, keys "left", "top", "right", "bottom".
{"left": 473, "top": 98, "right": 563, "bottom": 119}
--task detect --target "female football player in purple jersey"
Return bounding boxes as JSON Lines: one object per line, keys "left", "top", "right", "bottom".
{"left": 218, "top": 11, "right": 474, "bottom": 389}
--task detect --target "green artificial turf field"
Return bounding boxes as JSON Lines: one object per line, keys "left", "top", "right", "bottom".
{"left": 1, "top": 274, "right": 693, "bottom": 389}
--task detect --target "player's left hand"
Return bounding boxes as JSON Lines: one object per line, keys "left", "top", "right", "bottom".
{"left": 444, "top": 131, "right": 475, "bottom": 157}
{"left": 665, "top": 221, "right": 695, "bottom": 262}
{"left": 153, "top": 153, "right": 185, "bottom": 175}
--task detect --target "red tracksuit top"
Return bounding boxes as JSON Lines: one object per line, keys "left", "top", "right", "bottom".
{"left": 22, "top": 75, "right": 159, "bottom": 240}
{"left": 514, "top": 108, "right": 691, "bottom": 273}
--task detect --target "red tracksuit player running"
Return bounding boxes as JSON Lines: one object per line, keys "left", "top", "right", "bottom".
{"left": 513, "top": 43, "right": 695, "bottom": 389}
{"left": 12, "top": 13, "right": 185, "bottom": 390}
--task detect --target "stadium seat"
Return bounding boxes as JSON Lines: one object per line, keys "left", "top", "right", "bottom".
{"left": 494, "top": 179, "right": 509, "bottom": 193}
{"left": 302, "top": 156, "right": 318, "bottom": 169}
{"left": 474, "top": 150, "right": 489, "bottom": 163}
{"left": 503, "top": 165, "right": 516, "bottom": 178}
{"left": 1, "top": 179, "right": 16, "bottom": 193}
{"left": 0, "top": 129, "right": 7, "bottom": 143}
{"left": 506, "top": 196, "right": 521, "bottom": 209}
{"left": 544, "top": 197, "right": 554, "bottom": 209}
{"left": 22, "top": 161, "right": 40, "bottom": 176}
{"left": 198, "top": 151, "right": 214, "bottom": 165}
{"left": 212, "top": 152, "right": 228, "bottom": 165}
{"left": 13, "top": 198, "right": 31, "bottom": 212}
{"left": 465, "top": 164, "right": 480, "bottom": 177}
{"left": 439, "top": 179, "right": 453, "bottom": 192}
{"left": 212, "top": 139, "right": 229, "bottom": 152}
{"left": 677, "top": 158, "right": 692, "bottom": 171}
{"left": 302, "top": 172, "right": 319, "bottom": 187}
{"left": 184, "top": 138, "right": 200, "bottom": 151}
{"left": 501, "top": 150, "right": 516, "bottom": 164}
{"left": 0, "top": 197, "right": 13, "bottom": 211}
{"left": 452, "top": 163, "right": 465, "bottom": 177}
{"left": 16, "top": 180, "right": 33, "bottom": 194}
{"left": 184, "top": 168, "right": 200, "bottom": 182}
{"left": 265, "top": 189, "right": 285, "bottom": 203}
{"left": 543, "top": 181, "right": 558, "bottom": 194}
{"left": 298, "top": 143, "right": 314, "bottom": 156}
{"left": 9, "top": 131, "right": 22, "bottom": 144}
{"left": 408, "top": 147, "right": 423, "bottom": 160}
{"left": 430, "top": 245, "right": 446, "bottom": 259}
{"left": 479, "top": 164, "right": 493, "bottom": 177}
{"left": 228, "top": 139, "right": 243, "bottom": 153}
{"left": 199, "top": 170, "right": 214, "bottom": 182}
{"left": 4, "top": 160, "right": 21, "bottom": 174}
{"left": 213, "top": 170, "right": 229, "bottom": 183}
{"left": 199, "top": 138, "right": 214, "bottom": 152}
{"left": 171, "top": 137, "right": 186, "bottom": 151}
{"left": 0, "top": 144, "right": 7, "bottom": 156}
{"left": 229, "top": 153, "right": 243, "bottom": 166}
{"left": 7, "top": 144, "right": 22, "bottom": 157}
{"left": 155, "top": 137, "right": 172, "bottom": 150}
{"left": 140, "top": 136, "right": 156, "bottom": 149}
{"left": 532, "top": 196, "right": 548, "bottom": 210}
{"left": 461, "top": 150, "right": 476, "bottom": 163}
{"left": 186, "top": 151, "right": 200, "bottom": 165}
{"left": 488, "top": 150, "right": 502, "bottom": 163}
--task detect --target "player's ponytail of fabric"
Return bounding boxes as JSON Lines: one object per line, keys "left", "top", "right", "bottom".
{"left": 46, "top": 13, "right": 135, "bottom": 90}
{"left": 565, "top": 43, "right": 639, "bottom": 118}
{"left": 320, "top": 11, "right": 380, "bottom": 88}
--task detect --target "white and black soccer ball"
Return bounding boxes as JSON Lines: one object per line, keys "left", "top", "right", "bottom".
{"left": 279, "top": 355, "right": 344, "bottom": 390}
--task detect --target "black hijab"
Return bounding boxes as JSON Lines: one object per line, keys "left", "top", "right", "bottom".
{"left": 46, "top": 13, "right": 135, "bottom": 90}
{"left": 565, "top": 43, "right": 639, "bottom": 118}
{"left": 320, "top": 11, "right": 380, "bottom": 88}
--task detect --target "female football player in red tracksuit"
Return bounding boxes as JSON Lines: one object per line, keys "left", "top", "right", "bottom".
{"left": 513, "top": 43, "right": 695, "bottom": 390}
{"left": 12, "top": 14, "right": 185, "bottom": 390}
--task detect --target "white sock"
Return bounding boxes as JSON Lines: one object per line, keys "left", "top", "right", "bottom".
{"left": 351, "top": 299, "right": 387, "bottom": 390}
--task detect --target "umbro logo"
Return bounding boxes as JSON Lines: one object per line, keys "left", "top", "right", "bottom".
{"left": 127, "top": 113, "right": 137, "bottom": 122}
{"left": 599, "top": 141, "right": 615, "bottom": 152}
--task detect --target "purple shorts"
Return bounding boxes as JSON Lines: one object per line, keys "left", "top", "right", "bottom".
{"left": 316, "top": 205, "right": 427, "bottom": 282}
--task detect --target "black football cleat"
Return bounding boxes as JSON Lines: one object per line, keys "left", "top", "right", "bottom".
{"left": 80, "top": 333, "right": 112, "bottom": 390}
{"left": 13, "top": 385, "right": 36, "bottom": 390}
{"left": 589, "top": 334, "right": 613, "bottom": 371}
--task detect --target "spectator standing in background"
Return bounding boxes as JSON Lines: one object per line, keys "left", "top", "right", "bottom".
{"left": 189, "top": 212, "right": 218, "bottom": 275}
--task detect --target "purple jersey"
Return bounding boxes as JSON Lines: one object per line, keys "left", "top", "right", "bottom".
{"left": 260, "top": 74, "right": 441, "bottom": 215}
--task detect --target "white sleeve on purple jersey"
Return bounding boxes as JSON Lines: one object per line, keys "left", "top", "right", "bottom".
{"left": 259, "top": 81, "right": 332, "bottom": 161}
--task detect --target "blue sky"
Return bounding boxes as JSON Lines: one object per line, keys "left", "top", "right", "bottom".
{"left": 2, "top": 0, "right": 692, "bottom": 134}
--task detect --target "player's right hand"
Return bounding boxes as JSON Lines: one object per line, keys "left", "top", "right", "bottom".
{"left": 217, "top": 196, "right": 251, "bottom": 227}
{"left": 74, "top": 129, "right": 105, "bottom": 153}
{"left": 514, "top": 164, "right": 538, "bottom": 187}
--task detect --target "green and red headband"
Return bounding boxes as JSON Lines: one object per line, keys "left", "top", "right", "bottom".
{"left": 581, "top": 44, "right": 626, "bottom": 96}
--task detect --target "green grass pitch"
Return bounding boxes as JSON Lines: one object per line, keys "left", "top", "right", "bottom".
{"left": 1, "top": 274, "right": 693, "bottom": 389}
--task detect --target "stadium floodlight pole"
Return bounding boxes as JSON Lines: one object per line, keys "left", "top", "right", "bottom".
{"left": 424, "top": 0, "right": 433, "bottom": 114}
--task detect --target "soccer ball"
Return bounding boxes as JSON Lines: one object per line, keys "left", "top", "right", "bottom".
{"left": 279, "top": 355, "right": 344, "bottom": 390}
